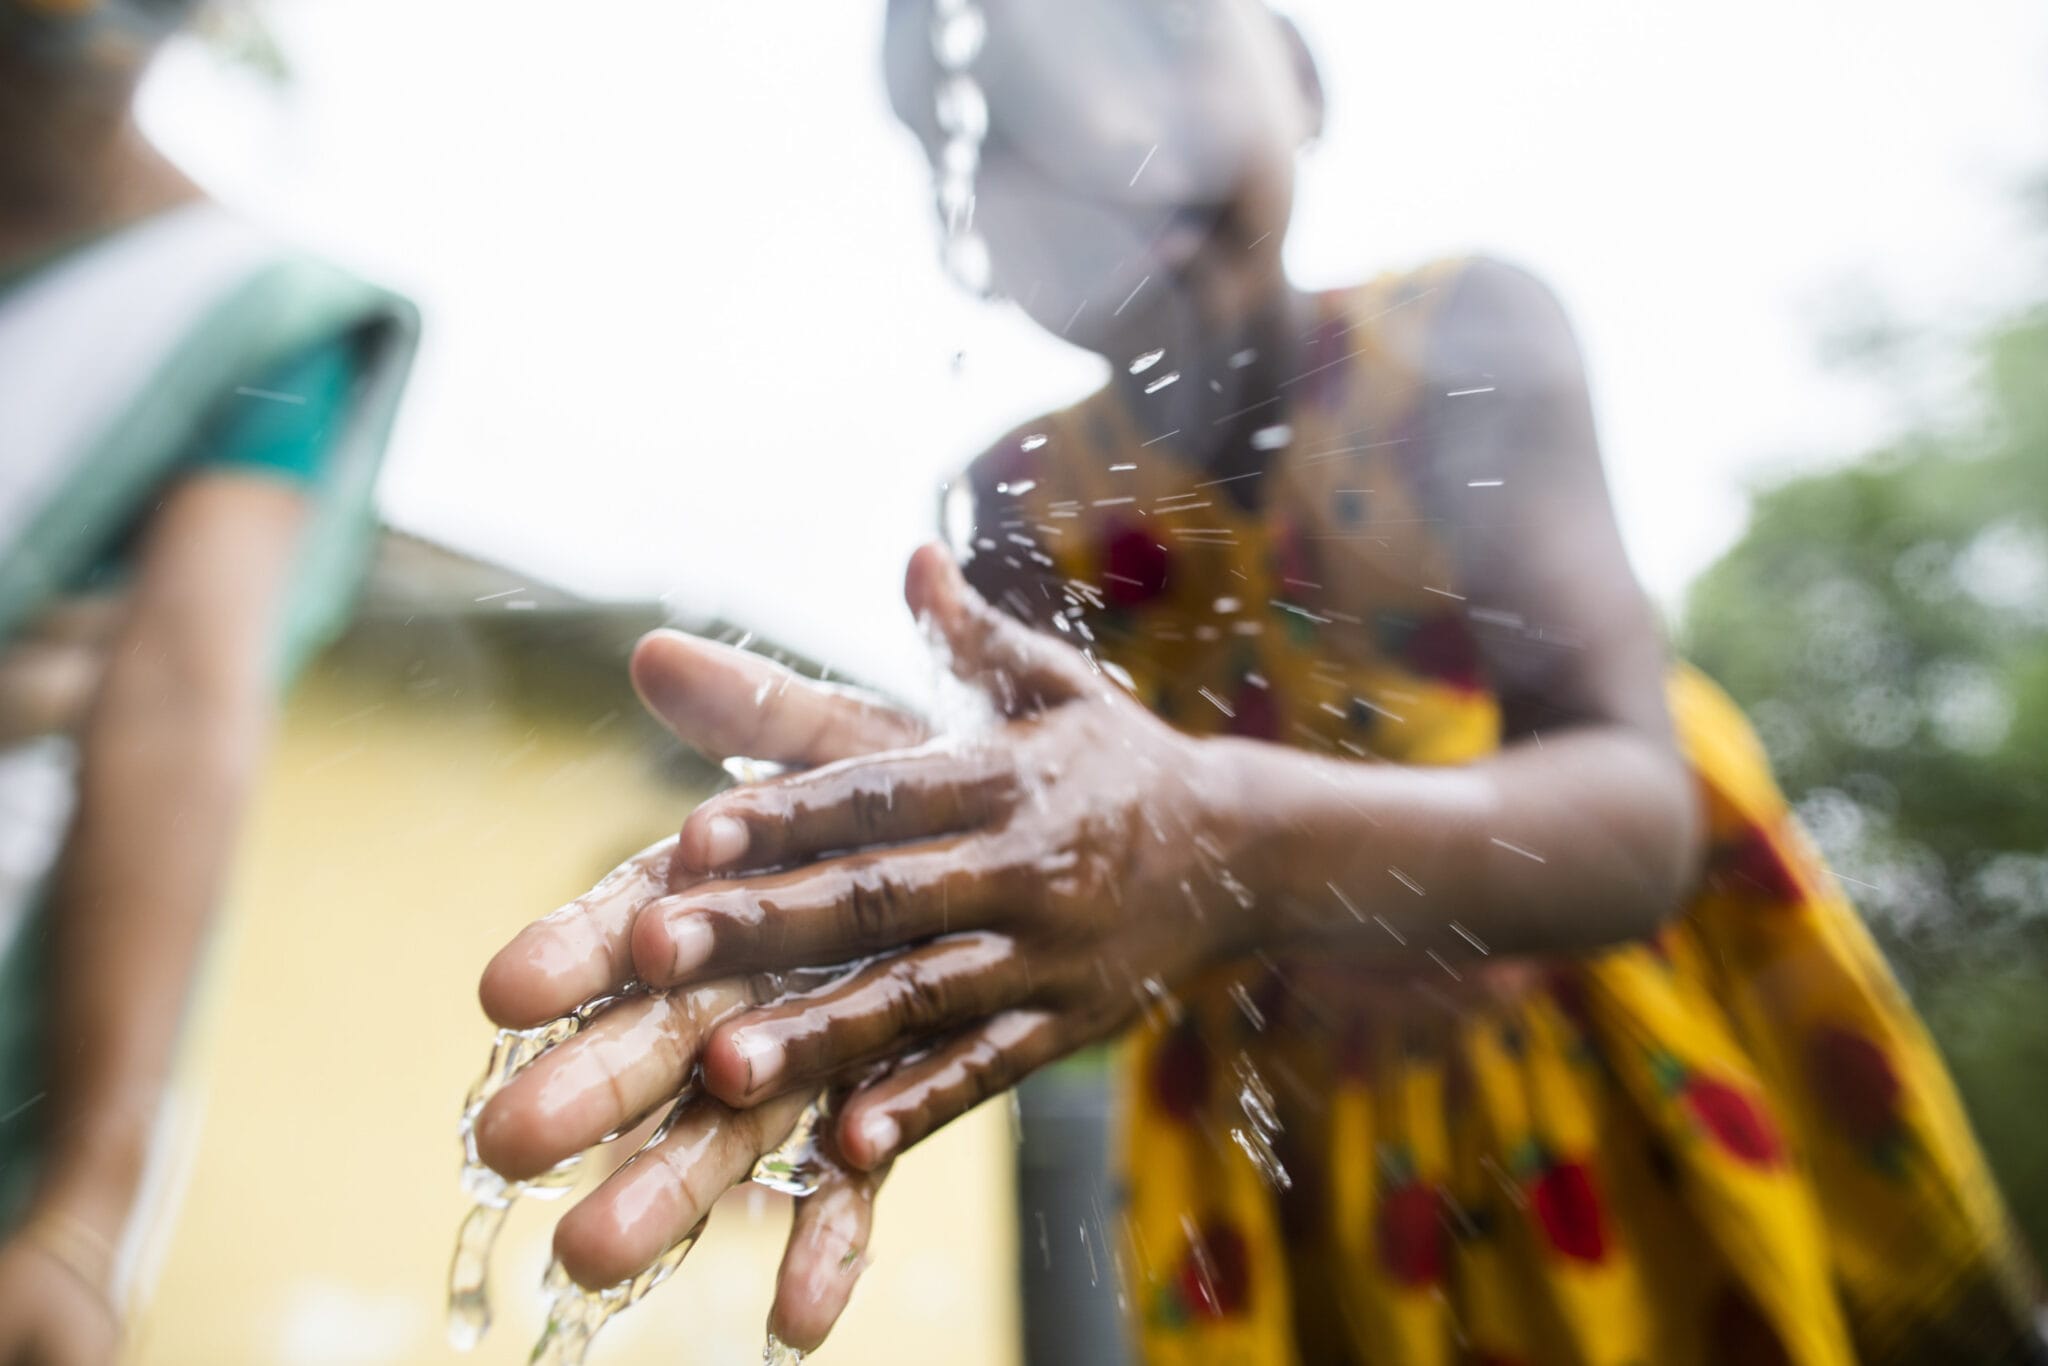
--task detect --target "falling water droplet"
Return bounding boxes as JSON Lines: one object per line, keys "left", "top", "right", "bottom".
{"left": 933, "top": 73, "right": 988, "bottom": 142}
{"left": 448, "top": 1017, "right": 592, "bottom": 1349}
{"left": 1228, "top": 1051, "right": 1291, "bottom": 1192}
{"left": 1128, "top": 348, "right": 1166, "bottom": 374}
{"left": 1250, "top": 423, "right": 1293, "bottom": 451}
{"left": 751, "top": 1100, "right": 830, "bottom": 1197}
{"left": 930, "top": 3, "right": 985, "bottom": 69}
{"left": 445, "top": 1202, "right": 508, "bottom": 1351}
{"left": 1020, "top": 433, "right": 1048, "bottom": 451}
{"left": 1228, "top": 348, "right": 1258, "bottom": 369}
{"left": 723, "top": 755, "right": 791, "bottom": 786}
{"left": 1143, "top": 370, "right": 1181, "bottom": 394}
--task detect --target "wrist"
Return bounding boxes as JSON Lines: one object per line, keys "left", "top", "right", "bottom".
{"left": 16, "top": 1205, "right": 125, "bottom": 1325}
{"left": 1184, "top": 734, "right": 1295, "bottom": 957}
{"left": 33, "top": 1124, "right": 149, "bottom": 1242}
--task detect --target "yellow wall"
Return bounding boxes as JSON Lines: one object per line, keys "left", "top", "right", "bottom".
{"left": 127, "top": 641, "right": 1019, "bottom": 1365}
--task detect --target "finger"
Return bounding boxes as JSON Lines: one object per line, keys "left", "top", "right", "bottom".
{"left": 631, "top": 630, "right": 927, "bottom": 768}
{"left": 904, "top": 542, "right": 1096, "bottom": 713}
{"left": 632, "top": 839, "right": 1010, "bottom": 988}
{"left": 835, "top": 1009, "right": 1067, "bottom": 1170}
{"left": 675, "top": 738, "right": 1015, "bottom": 876}
{"left": 478, "top": 838, "right": 679, "bottom": 1028}
{"left": 474, "top": 982, "right": 751, "bottom": 1181}
{"left": 769, "top": 1161, "right": 889, "bottom": 1353}
{"left": 552, "top": 1088, "right": 815, "bottom": 1290}
{"left": 699, "top": 932, "right": 1026, "bottom": 1106}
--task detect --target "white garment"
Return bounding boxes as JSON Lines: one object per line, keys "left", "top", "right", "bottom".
{"left": 0, "top": 202, "right": 271, "bottom": 554}
{"left": 0, "top": 204, "right": 276, "bottom": 958}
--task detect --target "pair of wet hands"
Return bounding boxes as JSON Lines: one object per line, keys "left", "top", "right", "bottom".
{"left": 470, "top": 547, "right": 1255, "bottom": 1352}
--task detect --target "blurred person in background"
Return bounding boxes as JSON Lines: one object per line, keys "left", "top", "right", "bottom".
{"left": 474, "top": 2, "right": 2043, "bottom": 1363}
{"left": 0, "top": 1, "right": 416, "bottom": 1358}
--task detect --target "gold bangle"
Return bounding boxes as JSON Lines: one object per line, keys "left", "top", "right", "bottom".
{"left": 18, "top": 1210, "right": 124, "bottom": 1328}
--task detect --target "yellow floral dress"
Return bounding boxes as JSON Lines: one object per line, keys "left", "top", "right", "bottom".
{"left": 968, "top": 263, "right": 2039, "bottom": 1364}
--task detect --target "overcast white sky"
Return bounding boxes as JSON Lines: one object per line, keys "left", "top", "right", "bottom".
{"left": 143, "top": 0, "right": 2048, "bottom": 699}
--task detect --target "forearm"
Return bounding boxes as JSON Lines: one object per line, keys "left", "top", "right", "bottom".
{"left": 1212, "top": 725, "right": 1701, "bottom": 965}
{"left": 34, "top": 682, "right": 269, "bottom": 1228}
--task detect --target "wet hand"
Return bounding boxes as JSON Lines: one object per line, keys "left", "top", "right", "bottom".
{"left": 473, "top": 629, "right": 923, "bottom": 1349}
{"left": 641, "top": 545, "right": 1256, "bottom": 1171}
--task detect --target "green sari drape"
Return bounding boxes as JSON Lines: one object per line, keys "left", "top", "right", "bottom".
{"left": 0, "top": 203, "right": 419, "bottom": 1222}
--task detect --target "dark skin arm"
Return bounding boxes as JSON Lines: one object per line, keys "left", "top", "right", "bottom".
{"left": 475, "top": 262, "right": 1702, "bottom": 1349}
{"left": 1236, "top": 257, "right": 1698, "bottom": 956}
{"left": 0, "top": 474, "right": 306, "bottom": 1365}
{"left": 630, "top": 261, "right": 1698, "bottom": 1141}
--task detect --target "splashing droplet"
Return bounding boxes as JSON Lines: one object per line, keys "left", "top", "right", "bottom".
{"left": 751, "top": 1100, "right": 830, "bottom": 1197}
{"left": 1020, "top": 433, "right": 1048, "bottom": 451}
{"left": 1143, "top": 370, "right": 1181, "bottom": 394}
{"left": 929, "top": 4, "right": 985, "bottom": 69}
{"left": 723, "top": 755, "right": 791, "bottom": 786}
{"left": 1129, "top": 348, "right": 1166, "bottom": 374}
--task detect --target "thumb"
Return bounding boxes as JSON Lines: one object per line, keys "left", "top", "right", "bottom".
{"left": 629, "top": 630, "right": 926, "bottom": 767}
{"left": 903, "top": 543, "right": 1095, "bottom": 716}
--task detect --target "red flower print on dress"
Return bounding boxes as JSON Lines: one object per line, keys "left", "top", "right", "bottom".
{"left": 1099, "top": 519, "right": 1171, "bottom": 608}
{"left": 1226, "top": 678, "right": 1281, "bottom": 740}
{"left": 1683, "top": 1076, "right": 1786, "bottom": 1169}
{"left": 1806, "top": 1025, "right": 1904, "bottom": 1147}
{"left": 1530, "top": 1159, "right": 1609, "bottom": 1263}
{"left": 1176, "top": 1217, "right": 1252, "bottom": 1318}
{"left": 1375, "top": 1149, "right": 1446, "bottom": 1287}
{"left": 1403, "top": 614, "right": 1485, "bottom": 692}
{"left": 1716, "top": 821, "right": 1803, "bottom": 903}
{"left": 1150, "top": 1019, "right": 1211, "bottom": 1123}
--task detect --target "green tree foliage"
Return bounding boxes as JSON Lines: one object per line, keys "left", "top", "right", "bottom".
{"left": 1684, "top": 290, "right": 2048, "bottom": 1257}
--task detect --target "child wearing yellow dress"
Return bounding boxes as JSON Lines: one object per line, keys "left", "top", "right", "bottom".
{"left": 476, "top": 2, "right": 2041, "bottom": 1359}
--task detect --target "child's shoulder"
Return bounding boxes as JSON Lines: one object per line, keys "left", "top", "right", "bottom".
{"left": 1341, "top": 254, "right": 1583, "bottom": 391}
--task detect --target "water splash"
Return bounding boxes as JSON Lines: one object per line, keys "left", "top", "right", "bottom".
{"left": 751, "top": 1097, "right": 831, "bottom": 1197}
{"left": 448, "top": 1017, "right": 591, "bottom": 1350}
{"left": 446, "top": 1202, "right": 508, "bottom": 1351}
{"left": 723, "top": 755, "right": 791, "bottom": 786}
{"left": 930, "top": 0, "right": 993, "bottom": 295}
{"left": 529, "top": 1221, "right": 706, "bottom": 1366}
{"left": 1228, "top": 1051, "right": 1291, "bottom": 1192}
{"left": 762, "top": 1332, "right": 807, "bottom": 1364}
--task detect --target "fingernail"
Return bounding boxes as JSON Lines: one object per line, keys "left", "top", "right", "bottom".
{"left": 703, "top": 814, "right": 749, "bottom": 868}
{"left": 859, "top": 1112, "right": 899, "bottom": 1162}
{"left": 666, "top": 914, "right": 715, "bottom": 978}
{"left": 729, "top": 1030, "right": 784, "bottom": 1095}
